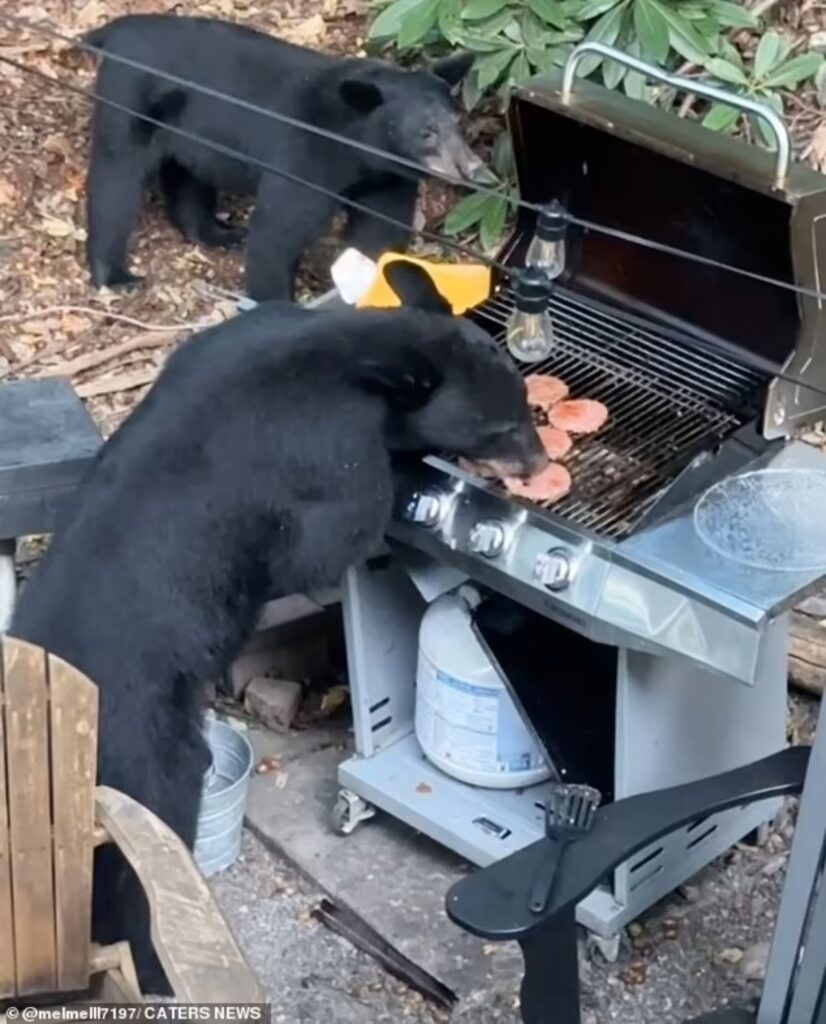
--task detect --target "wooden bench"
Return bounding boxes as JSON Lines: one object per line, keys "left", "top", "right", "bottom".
{"left": 0, "top": 378, "right": 102, "bottom": 632}
{"left": 0, "top": 634, "right": 263, "bottom": 1004}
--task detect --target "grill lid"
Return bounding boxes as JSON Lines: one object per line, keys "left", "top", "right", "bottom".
{"left": 506, "top": 44, "right": 826, "bottom": 438}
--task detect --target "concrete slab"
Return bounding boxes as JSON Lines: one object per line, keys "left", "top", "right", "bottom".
{"left": 243, "top": 724, "right": 519, "bottom": 1002}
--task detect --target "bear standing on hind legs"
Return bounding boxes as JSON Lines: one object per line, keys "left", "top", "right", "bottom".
{"left": 82, "top": 14, "right": 481, "bottom": 301}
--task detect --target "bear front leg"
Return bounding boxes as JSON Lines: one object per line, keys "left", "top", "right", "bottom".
{"left": 246, "top": 175, "right": 340, "bottom": 302}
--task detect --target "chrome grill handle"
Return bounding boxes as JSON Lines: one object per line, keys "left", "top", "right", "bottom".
{"left": 560, "top": 42, "right": 790, "bottom": 189}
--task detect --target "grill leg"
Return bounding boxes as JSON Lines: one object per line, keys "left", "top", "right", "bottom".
{"left": 518, "top": 909, "right": 581, "bottom": 1024}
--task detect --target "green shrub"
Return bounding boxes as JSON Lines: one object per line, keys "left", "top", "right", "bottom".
{"left": 367, "top": 0, "right": 823, "bottom": 250}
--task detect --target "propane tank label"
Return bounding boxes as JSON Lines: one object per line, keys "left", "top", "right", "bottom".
{"left": 415, "top": 650, "right": 543, "bottom": 775}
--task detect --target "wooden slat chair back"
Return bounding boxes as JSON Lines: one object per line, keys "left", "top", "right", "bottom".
{"left": 0, "top": 634, "right": 264, "bottom": 1005}
{"left": 0, "top": 635, "right": 97, "bottom": 999}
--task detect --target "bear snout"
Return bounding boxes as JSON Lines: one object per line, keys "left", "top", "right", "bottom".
{"left": 424, "top": 135, "right": 483, "bottom": 181}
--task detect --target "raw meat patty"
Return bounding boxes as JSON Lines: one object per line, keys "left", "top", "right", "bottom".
{"left": 526, "top": 374, "right": 569, "bottom": 410}
{"left": 538, "top": 425, "right": 572, "bottom": 460}
{"left": 549, "top": 399, "right": 608, "bottom": 434}
{"left": 505, "top": 462, "right": 572, "bottom": 503}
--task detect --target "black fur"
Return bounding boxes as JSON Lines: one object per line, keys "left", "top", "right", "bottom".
{"left": 82, "top": 14, "right": 479, "bottom": 299}
{"left": 10, "top": 266, "right": 545, "bottom": 993}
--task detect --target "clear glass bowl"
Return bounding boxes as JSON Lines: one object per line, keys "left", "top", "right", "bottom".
{"left": 693, "top": 468, "right": 826, "bottom": 572}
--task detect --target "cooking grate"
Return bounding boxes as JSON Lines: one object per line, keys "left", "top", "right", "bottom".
{"left": 469, "top": 286, "right": 767, "bottom": 541}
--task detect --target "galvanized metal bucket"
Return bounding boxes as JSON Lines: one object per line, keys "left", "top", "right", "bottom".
{"left": 194, "top": 718, "right": 253, "bottom": 877}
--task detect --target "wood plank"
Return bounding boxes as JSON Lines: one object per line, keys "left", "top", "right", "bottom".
{"left": 95, "top": 786, "right": 264, "bottom": 1004}
{"left": 49, "top": 652, "right": 98, "bottom": 992}
{"left": 0, "top": 639, "right": 17, "bottom": 996}
{"left": 789, "top": 611, "right": 826, "bottom": 697}
{"left": 4, "top": 637, "right": 57, "bottom": 994}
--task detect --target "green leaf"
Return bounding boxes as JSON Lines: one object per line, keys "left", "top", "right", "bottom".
{"left": 492, "top": 130, "right": 514, "bottom": 178}
{"left": 633, "top": 0, "right": 669, "bottom": 64}
{"left": 576, "top": 0, "right": 628, "bottom": 76}
{"left": 511, "top": 49, "right": 534, "bottom": 83}
{"left": 711, "top": 1, "right": 757, "bottom": 29}
{"left": 437, "top": 0, "right": 463, "bottom": 42}
{"left": 470, "top": 6, "right": 516, "bottom": 35}
{"left": 461, "top": 0, "right": 509, "bottom": 19}
{"left": 367, "top": 0, "right": 423, "bottom": 40}
{"left": 675, "top": 2, "right": 706, "bottom": 18}
{"left": 719, "top": 38, "right": 744, "bottom": 69}
{"left": 704, "top": 56, "right": 748, "bottom": 86}
{"left": 702, "top": 102, "right": 739, "bottom": 132}
{"left": 479, "top": 193, "right": 510, "bottom": 252}
{"left": 603, "top": 54, "right": 626, "bottom": 87}
{"left": 397, "top": 0, "right": 441, "bottom": 47}
{"left": 457, "top": 26, "right": 510, "bottom": 49}
{"left": 527, "top": 42, "right": 571, "bottom": 71}
{"left": 754, "top": 30, "right": 783, "bottom": 80}
{"left": 475, "top": 46, "right": 518, "bottom": 88}
{"left": 649, "top": 0, "right": 711, "bottom": 63}
{"left": 461, "top": 70, "right": 484, "bottom": 109}
{"left": 443, "top": 190, "right": 491, "bottom": 234}
{"left": 574, "top": 0, "right": 622, "bottom": 19}
{"left": 752, "top": 90, "right": 783, "bottom": 147}
{"left": 528, "top": 0, "right": 568, "bottom": 29}
{"left": 760, "top": 53, "right": 824, "bottom": 90}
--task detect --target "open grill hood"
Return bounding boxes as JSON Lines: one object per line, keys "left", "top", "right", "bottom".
{"left": 504, "top": 45, "right": 826, "bottom": 439}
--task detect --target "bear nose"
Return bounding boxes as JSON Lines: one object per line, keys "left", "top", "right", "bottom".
{"left": 457, "top": 149, "right": 484, "bottom": 180}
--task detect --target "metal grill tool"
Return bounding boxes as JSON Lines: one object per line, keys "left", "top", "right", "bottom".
{"left": 529, "top": 784, "right": 602, "bottom": 914}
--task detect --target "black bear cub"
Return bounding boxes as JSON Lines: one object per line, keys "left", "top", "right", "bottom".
{"left": 83, "top": 14, "right": 481, "bottom": 300}
{"left": 11, "top": 264, "right": 546, "bottom": 995}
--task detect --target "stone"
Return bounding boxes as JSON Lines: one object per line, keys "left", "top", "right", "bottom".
{"left": 245, "top": 676, "right": 303, "bottom": 733}
{"left": 740, "top": 941, "right": 771, "bottom": 982}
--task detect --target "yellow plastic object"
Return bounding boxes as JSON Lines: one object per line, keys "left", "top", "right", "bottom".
{"left": 356, "top": 253, "right": 492, "bottom": 315}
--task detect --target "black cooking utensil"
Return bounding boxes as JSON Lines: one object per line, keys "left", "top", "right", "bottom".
{"left": 529, "top": 783, "right": 602, "bottom": 914}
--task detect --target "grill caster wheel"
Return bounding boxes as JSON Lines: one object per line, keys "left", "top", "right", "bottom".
{"left": 332, "top": 789, "right": 376, "bottom": 836}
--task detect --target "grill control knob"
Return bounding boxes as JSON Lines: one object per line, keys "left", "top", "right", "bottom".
{"left": 469, "top": 520, "right": 510, "bottom": 558}
{"left": 534, "top": 548, "right": 573, "bottom": 591}
{"left": 405, "top": 491, "right": 447, "bottom": 528}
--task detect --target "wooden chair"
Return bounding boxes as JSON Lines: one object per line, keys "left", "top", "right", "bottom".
{"left": 0, "top": 635, "right": 264, "bottom": 1005}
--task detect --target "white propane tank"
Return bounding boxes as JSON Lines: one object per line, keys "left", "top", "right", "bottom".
{"left": 415, "top": 586, "right": 550, "bottom": 789}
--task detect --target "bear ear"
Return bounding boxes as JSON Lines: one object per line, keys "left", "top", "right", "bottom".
{"left": 431, "top": 52, "right": 475, "bottom": 87}
{"left": 340, "top": 77, "right": 385, "bottom": 114}
{"left": 355, "top": 344, "right": 444, "bottom": 412}
{"left": 384, "top": 261, "right": 452, "bottom": 315}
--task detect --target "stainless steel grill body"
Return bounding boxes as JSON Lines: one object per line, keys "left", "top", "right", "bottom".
{"left": 334, "top": 46, "right": 826, "bottom": 945}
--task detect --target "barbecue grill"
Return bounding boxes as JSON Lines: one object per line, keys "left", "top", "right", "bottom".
{"left": 334, "top": 45, "right": 826, "bottom": 938}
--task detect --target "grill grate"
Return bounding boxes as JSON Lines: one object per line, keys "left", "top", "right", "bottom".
{"left": 469, "top": 287, "right": 767, "bottom": 540}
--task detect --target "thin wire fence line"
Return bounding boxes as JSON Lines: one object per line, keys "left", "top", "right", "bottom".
{"left": 0, "top": 52, "right": 512, "bottom": 274}
{"left": 4, "top": 43, "right": 826, "bottom": 407}
{"left": 4, "top": 13, "right": 826, "bottom": 306}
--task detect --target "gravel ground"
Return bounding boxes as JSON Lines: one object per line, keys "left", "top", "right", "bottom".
{"left": 209, "top": 692, "right": 818, "bottom": 1024}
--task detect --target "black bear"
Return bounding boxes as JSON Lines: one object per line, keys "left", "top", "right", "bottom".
{"left": 82, "top": 14, "right": 481, "bottom": 300}
{"left": 10, "top": 264, "right": 546, "bottom": 993}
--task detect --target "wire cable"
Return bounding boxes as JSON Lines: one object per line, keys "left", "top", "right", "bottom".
{"left": 3, "top": 37, "right": 826, "bottom": 407}
{"left": 0, "top": 51, "right": 513, "bottom": 275}
{"left": 4, "top": 12, "right": 826, "bottom": 308}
